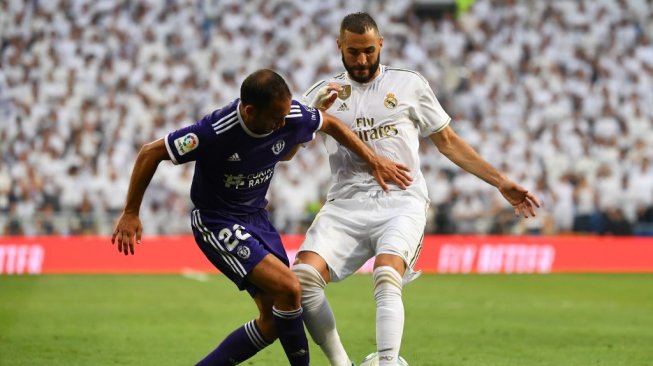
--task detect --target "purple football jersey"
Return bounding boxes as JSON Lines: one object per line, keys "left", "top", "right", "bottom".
{"left": 165, "top": 99, "right": 322, "bottom": 213}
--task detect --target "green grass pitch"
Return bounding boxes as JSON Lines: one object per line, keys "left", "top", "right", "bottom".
{"left": 1, "top": 274, "right": 652, "bottom": 365}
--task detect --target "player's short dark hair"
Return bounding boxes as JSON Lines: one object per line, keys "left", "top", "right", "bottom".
{"left": 340, "top": 12, "right": 379, "bottom": 37}
{"left": 240, "top": 69, "right": 291, "bottom": 109}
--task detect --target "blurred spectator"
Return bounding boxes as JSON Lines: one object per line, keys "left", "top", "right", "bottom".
{"left": 552, "top": 174, "right": 575, "bottom": 234}
{"left": 572, "top": 176, "right": 597, "bottom": 233}
{"left": 451, "top": 193, "right": 486, "bottom": 234}
{"left": 602, "top": 208, "right": 634, "bottom": 236}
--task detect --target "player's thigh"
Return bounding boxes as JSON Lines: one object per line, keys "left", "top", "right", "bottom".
{"left": 248, "top": 253, "right": 299, "bottom": 297}
{"left": 300, "top": 199, "right": 374, "bottom": 282}
{"left": 373, "top": 195, "right": 427, "bottom": 269}
{"left": 191, "top": 209, "right": 288, "bottom": 295}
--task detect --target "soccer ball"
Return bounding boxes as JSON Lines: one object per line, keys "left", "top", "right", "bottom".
{"left": 359, "top": 352, "right": 409, "bottom": 366}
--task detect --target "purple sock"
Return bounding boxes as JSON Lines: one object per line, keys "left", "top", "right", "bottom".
{"left": 196, "top": 320, "right": 271, "bottom": 366}
{"left": 272, "top": 306, "right": 310, "bottom": 366}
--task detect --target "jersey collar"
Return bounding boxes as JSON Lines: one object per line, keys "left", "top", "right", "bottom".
{"left": 237, "top": 101, "right": 274, "bottom": 138}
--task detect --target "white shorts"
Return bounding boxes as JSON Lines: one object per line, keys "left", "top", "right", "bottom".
{"left": 299, "top": 191, "right": 427, "bottom": 282}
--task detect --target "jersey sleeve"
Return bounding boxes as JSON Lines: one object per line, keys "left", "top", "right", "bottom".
{"left": 287, "top": 100, "right": 324, "bottom": 144}
{"left": 411, "top": 80, "right": 452, "bottom": 137}
{"left": 164, "top": 111, "right": 220, "bottom": 165}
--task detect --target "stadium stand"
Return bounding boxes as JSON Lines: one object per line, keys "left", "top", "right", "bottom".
{"left": 1, "top": 0, "right": 652, "bottom": 236}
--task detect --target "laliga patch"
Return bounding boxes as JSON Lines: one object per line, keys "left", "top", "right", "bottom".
{"left": 174, "top": 133, "right": 199, "bottom": 156}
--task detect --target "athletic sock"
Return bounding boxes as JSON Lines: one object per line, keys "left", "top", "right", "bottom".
{"left": 373, "top": 266, "right": 404, "bottom": 366}
{"left": 293, "top": 263, "right": 352, "bottom": 366}
{"left": 195, "top": 319, "right": 271, "bottom": 366}
{"left": 272, "top": 306, "right": 310, "bottom": 366}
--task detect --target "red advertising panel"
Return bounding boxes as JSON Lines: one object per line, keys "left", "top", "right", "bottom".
{"left": 421, "top": 236, "right": 653, "bottom": 274}
{"left": 0, "top": 235, "right": 652, "bottom": 275}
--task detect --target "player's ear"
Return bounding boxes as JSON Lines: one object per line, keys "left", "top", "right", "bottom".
{"left": 379, "top": 36, "right": 384, "bottom": 49}
{"left": 242, "top": 104, "right": 255, "bottom": 120}
{"left": 336, "top": 37, "right": 342, "bottom": 51}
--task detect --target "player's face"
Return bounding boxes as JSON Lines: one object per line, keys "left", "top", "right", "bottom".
{"left": 250, "top": 97, "right": 291, "bottom": 134}
{"left": 338, "top": 29, "right": 383, "bottom": 83}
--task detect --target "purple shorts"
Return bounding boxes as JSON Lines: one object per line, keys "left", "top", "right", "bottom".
{"left": 190, "top": 208, "right": 288, "bottom": 296}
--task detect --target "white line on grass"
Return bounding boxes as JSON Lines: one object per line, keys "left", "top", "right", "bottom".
{"left": 181, "top": 267, "right": 211, "bottom": 282}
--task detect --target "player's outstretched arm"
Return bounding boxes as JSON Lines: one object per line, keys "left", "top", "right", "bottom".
{"left": 430, "top": 126, "right": 540, "bottom": 217}
{"left": 111, "top": 138, "right": 170, "bottom": 255}
{"left": 319, "top": 112, "right": 412, "bottom": 191}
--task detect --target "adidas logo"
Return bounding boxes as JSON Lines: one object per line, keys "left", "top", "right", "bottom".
{"left": 337, "top": 102, "right": 349, "bottom": 112}
{"left": 227, "top": 153, "right": 241, "bottom": 162}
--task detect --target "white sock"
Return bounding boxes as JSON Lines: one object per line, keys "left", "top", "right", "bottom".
{"left": 373, "top": 266, "right": 404, "bottom": 366}
{"left": 293, "top": 263, "right": 352, "bottom": 366}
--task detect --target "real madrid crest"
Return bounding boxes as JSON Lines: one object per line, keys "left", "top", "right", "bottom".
{"left": 384, "top": 92, "right": 398, "bottom": 109}
{"left": 272, "top": 139, "right": 285, "bottom": 155}
{"left": 338, "top": 85, "right": 352, "bottom": 100}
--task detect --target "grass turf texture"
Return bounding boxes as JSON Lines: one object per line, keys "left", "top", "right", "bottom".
{"left": 1, "top": 274, "right": 652, "bottom": 366}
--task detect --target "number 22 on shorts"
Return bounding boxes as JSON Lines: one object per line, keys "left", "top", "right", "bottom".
{"left": 217, "top": 224, "right": 251, "bottom": 251}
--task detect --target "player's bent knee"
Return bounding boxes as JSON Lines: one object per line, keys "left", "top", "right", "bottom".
{"left": 292, "top": 263, "right": 326, "bottom": 291}
{"left": 274, "top": 275, "right": 302, "bottom": 307}
{"left": 294, "top": 251, "right": 331, "bottom": 282}
{"left": 292, "top": 264, "right": 327, "bottom": 311}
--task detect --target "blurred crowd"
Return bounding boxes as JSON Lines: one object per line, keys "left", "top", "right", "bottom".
{"left": 1, "top": 0, "right": 653, "bottom": 236}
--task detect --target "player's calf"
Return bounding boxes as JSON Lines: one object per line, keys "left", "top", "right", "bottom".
{"left": 260, "top": 269, "right": 308, "bottom": 366}
{"left": 195, "top": 319, "right": 272, "bottom": 366}
{"left": 272, "top": 305, "right": 310, "bottom": 366}
{"left": 373, "top": 266, "right": 404, "bottom": 366}
{"left": 294, "top": 263, "right": 353, "bottom": 366}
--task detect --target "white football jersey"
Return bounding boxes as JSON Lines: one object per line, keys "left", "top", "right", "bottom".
{"left": 303, "top": 65, "right": 451, "bottom": 202}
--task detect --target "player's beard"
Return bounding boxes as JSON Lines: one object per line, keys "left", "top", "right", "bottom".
{"left": 343, "top": 54, "right": 380, "bottom": 83}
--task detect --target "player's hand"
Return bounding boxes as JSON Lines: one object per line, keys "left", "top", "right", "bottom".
{"left": 498, "top": 180, "right": 540, "bottom": 218}
{"left": 370, "top": 157, "right": 413, "bottom": 192}
{"left": 310, "top": 83, "right": 343, "bottom": 111}
{"left": 111, "top": 212, "right": 143, "bottom": 255}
